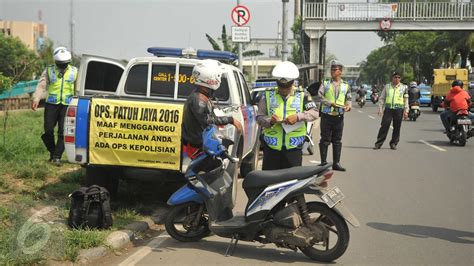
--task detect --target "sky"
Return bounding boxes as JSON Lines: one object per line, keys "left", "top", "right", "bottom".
{"left": 0, "top": 0, "right": 383, "bottom": 65}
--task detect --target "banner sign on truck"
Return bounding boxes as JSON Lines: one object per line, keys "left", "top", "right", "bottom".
{"left": 89, "top": 98, "right": 183, "bottom": 170}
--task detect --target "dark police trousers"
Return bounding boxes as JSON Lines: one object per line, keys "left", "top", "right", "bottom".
{"left": 375, "top": 108, "right": 404, "bottom": 147}
{"left": 262, "top": 144, "right": 302, "bottom": 170}
{"left": 42, "top": 103, "right": 68, "bottom": 160}
{"left": 320, "top": 113, "right": 344, "bottom": 146}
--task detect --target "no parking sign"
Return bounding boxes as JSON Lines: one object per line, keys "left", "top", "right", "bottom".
{"left": 231, "top": 5, "right": 251, "bottom": 26}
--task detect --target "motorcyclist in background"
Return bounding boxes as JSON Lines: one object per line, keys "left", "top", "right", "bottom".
{"left": 408, "top": 81, "right": 421, "bottom": 105}
{"left": 182, "top": 59, "right": 242, "bottom": 159}
{"left": 440, "top": 80, "right": 474, "bottom": 132}
{"left": 356, "top": 86, "right": 367, "bottom": 103}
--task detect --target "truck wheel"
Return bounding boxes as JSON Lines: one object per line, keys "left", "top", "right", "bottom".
{"left": 85, "top": 165, "right": 120, "bottom": 198}
{"left": 240, "top": 139, "right": 260, "bottom": 178}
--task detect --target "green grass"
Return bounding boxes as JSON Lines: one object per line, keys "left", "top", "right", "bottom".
{"left": 0, "top": 111, "right": 157, "bottom": 263}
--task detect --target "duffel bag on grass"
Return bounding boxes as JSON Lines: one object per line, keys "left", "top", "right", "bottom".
{"left": 68, "top": 185, "right": 113, "bottom": 229}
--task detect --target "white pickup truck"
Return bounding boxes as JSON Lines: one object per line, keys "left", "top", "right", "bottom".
{"left": 64, "top": 47, "right": 260, "bottom": 195}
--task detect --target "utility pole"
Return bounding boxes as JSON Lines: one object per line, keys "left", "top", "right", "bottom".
{"left": 70, "top": 0, "right": 75, "bottom": 55}
{"left": 237, "top": 0, "right": 243, "bottom": 71}
{"left": 282, "top": 0, "right": 289, "bottom": 61}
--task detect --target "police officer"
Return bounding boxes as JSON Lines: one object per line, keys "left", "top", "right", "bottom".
{"left": 32, "top": 47, "right": 78, "bottom": 166}
{"left": 182, "top": 59, "right": 242, "bottom": 159}
{"left": 257, "top": 61, "right": 319, "bottom": 170}
{"left": 374, "top": 71, "right": 409, "bottom": 150}
{"left": 317, "top": 60, "right": 352, "bottom": 171}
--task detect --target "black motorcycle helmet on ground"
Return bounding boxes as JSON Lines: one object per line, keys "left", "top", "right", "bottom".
{"left": 452, "top": 80, "right": 464, "bottom": 88}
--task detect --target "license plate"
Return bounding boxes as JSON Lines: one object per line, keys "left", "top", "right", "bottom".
{"left": 457, "top": 119, "right": 472, "bottom": 125}
{"left": 321, "top": 186, "right": 345, "bottom": 208}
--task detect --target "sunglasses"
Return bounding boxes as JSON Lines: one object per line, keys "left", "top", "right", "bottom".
{"left": 393, "top": 76, "right": 401, "bottom": 79}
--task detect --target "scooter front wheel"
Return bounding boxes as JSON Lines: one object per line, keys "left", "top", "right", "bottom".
{"left": 299, "top": 202, "right": 350, "bottom": 262}
{"left": 165, "top": 203, "right": 211, "bottom": 242}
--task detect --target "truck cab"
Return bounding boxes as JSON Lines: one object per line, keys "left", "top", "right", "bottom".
{"left": 64, "top": 47, "right": 260, "bottom": 196}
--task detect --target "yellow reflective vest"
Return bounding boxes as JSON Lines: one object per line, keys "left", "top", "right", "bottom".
{"left": 320, "top": 80, "right": 349, "bottom": 115}
{"left": 46, "top": 65, "right": 78, "bottom": 105}
{"left": 384, "top": 83, "right": 407, "bottom": 109}
{"left": 263, "top": 88, "right": 306, "bottom": 151}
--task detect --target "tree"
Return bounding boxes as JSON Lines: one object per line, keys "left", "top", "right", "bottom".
{"left": 290, "top": 15, "right": 303, "bottom": 64}
{"left": 0, "top": 34, "right": 39, "bottom": 83}
{"left": 0, "top": 73, "right": 13, "bottom": 95}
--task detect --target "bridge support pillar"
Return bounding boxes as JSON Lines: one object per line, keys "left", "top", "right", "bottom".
{"left": 306, "top": 29, "right": 326, "bottom": 82}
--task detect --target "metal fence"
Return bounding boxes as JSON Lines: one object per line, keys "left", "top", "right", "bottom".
{"left": 304, "top": 2, "right": 473, "bottom": 21}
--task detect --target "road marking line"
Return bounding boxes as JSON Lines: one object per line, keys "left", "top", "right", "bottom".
{"left": 309, "top": 160, "right": 320, "bottom": 164}
{"left": 368, "top": 115, "right": 375, "bottom": 119}
{"left": 357, "top": 110, "right": 363, "bottom": 113}
{"left": 118, "top": 233, "right": 169, "bottom": 266}
{"left": 419, "top": 139, "right": 446, "bottom": 152}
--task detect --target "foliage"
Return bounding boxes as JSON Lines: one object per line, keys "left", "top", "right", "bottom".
{"left": 290, "top": 15, "right": 303, "bottom": 64}
{"left": 0, "top": 34, "right": 39, "bottom": 83}
{"left": 0, "top": 72, "right": 13, "bottom": 95}
{"left": 360, "top": 31, "right": 473, "bottom": 86}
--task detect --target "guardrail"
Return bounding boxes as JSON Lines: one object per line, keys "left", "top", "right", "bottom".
{"left": 304, "top": 2, "right": 473, "bottom": 21}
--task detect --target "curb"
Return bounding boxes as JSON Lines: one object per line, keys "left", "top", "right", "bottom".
{"left": 76, "top": 212, "right": 167, "bottom": 265}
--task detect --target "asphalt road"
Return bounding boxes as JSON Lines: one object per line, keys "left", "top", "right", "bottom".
{"left": 105, "top": 103, "right": 473, "bottom": 265}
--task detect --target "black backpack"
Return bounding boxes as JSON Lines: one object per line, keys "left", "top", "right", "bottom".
{"left": 68, "top": 185, "right": 113, "bottom": 229}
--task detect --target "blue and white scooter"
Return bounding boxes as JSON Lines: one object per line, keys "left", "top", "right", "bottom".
{"left": 166, "top": 125, "right": 359, "bottom": 262}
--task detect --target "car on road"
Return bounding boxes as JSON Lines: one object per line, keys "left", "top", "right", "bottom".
{"left": 419, "top": 85, "right": 432, "bottom": 106}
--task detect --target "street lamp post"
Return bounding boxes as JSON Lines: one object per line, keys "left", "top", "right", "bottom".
{"left": 282, "top": 0, "right": 289, "bottom": 61}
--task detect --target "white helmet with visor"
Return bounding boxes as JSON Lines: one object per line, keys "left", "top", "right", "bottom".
{"left": 192, "top": 59, "right": 223, "bottom": 91}
{"left": 272, "top": 61, "right": 299, "bottom": 86}
{"left": 53, "top": 47, "right": 72, "bottom": 64}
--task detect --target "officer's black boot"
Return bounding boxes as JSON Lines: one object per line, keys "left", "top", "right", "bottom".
{"left": 332, "top": 144, "right": 346, "bottom": 171}
{"left": 319, "top": 143, "right": 328, "bottom": 166}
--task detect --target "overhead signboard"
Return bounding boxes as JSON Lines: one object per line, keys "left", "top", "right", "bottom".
{"left": 231, "top": 5, "right": 251, "bottom": 26}
{"left": 231, "top": 26, "right": 250, "bottom": 43}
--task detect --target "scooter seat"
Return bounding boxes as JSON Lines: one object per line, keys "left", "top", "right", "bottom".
{"left": 242, "top": 164, "right": 331, "bottom": 189}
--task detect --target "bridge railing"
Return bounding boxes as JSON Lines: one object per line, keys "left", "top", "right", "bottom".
{"left": 304, "top": 2, "right": 473, "bottom": 21}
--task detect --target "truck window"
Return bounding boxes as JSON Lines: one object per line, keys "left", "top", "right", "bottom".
{"left": 151, "top": 64, "right": 178, "bottom": 98}
{"left": 233, "top": 71, "right": 244, "bottom": 104}
{"left": 239, "top": 73, "right": 252, "bottom": 105}
{"left": 85, "top": 61, "right": 123, "bottom": 92}
{"left": 124, "top": 64, "right": 148, "bottom": 95}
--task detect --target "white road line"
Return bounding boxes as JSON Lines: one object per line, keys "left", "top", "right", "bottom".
{"left": 419, "top": 139, "right": 446, "bottom": 152}
{"left": 118, "top": 233, "right": 169, "bottom": 266}
{"left": 309, "top": 160, "right": 320, "bottom": 164}
{"left": 368, "top": 115, "right": 375, "bottom": 119}
{"left": 357, "top": 110, "right": 364, "bottom": 113}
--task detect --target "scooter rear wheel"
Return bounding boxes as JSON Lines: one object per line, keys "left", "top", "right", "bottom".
{"left": 165, "top": 203, "right": 211, "bottom": 242}
{"left": 299, "top": 202, "right": 350, "bottom": 262}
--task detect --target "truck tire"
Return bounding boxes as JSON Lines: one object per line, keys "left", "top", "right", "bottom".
{"left": 240, "top": 139, "right": 260, "bottom": 178}
{"left": 85, "top": 165, "right": 120, "bottom": 198}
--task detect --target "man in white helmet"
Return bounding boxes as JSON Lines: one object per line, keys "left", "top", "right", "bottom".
{"left": 256, "top": 61, "right": 319, "bottom": 170}
{"left": 182, "top": 59, "right": 242, "bottom": 158}
{"left": 317, "top": 60, "right": 352, "bottom": 171}
{"left": 32, "top": 47, "right": 78, "bottom": 166}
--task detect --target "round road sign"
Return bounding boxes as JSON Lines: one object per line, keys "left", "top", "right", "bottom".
{"left": 231, "top": 5, "right": 251, "bottom": 26}
{"left": 380, "top": 18, "right": 392, "bottom": 31}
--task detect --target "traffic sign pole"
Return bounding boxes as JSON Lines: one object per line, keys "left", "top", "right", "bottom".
{"left": 237, "top": 0, "right": 243, "bottom": 71}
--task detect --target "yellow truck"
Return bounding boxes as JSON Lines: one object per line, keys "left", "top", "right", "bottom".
{"left": 431, "top": 68, "right": 469, "bottom": 112}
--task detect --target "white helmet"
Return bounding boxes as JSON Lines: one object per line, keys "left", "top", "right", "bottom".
{"left": 192, "top": 59, "right": 223, "bottom": 90}
{"left": 272, "top": 61, "right": 299, "bottom": 84}
{"left": 53, "top": 47, "right": 72, "bottom": 64}
{"left": 410, "top": 81, "right": 417, "bottom": 88}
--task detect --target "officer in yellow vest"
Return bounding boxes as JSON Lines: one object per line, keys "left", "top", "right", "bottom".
{"left": 32, "top": 47, "right": 78, "bottom": 165}
{"left": 257, "top": 61, "right": 319, "bottom": 170}
{"left": 374, "top": 71, "right": 409, "bottom": 150}
{"left": 317, "top": 60, "right": 352, "bottom": 171}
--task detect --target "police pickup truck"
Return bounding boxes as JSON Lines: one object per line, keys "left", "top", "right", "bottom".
{"left": 64, "top": 47, "right": 260, "bottom": 195}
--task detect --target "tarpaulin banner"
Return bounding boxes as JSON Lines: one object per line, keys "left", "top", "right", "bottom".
{"left": 89, "top": 98, "right": 183, "bottom": 170}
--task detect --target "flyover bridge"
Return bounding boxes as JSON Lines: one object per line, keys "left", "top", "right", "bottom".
{"left": 302, "top": 1, "right": 473, "bottom": 81}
